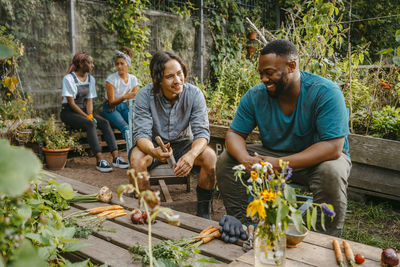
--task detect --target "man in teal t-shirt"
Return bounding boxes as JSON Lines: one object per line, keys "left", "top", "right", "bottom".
{"left": 217, "top": 39, "right": 351, "bottom": 238}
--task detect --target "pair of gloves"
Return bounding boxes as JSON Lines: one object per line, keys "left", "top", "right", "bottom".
{"left": 86, "top": 113, "right": 97, "bottom": 127}
{"left": 219, "top": 215, "right": 248, "bottom": 243}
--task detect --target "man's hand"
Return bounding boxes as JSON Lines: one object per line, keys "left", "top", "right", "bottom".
{"left": 174, "top": 152, "right": 195, "bottom": 177}
{"left": 152, "top": 143, "right": 173, "bottom": 163}
{"left": 241, "top": 154, "right": 263, "bottom": 172}
{"left": 253, "top": 152, "right": 280, "bottom": 169}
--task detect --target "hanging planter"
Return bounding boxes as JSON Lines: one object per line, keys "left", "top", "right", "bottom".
{"left": 42, "top": 147, "right": 70, "bottom": 170}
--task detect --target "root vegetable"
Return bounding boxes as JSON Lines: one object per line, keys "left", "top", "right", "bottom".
{"left": 381, "top": 248, "right": 399, "bottom": 266}
{"left": 70, "top": 186, "right": 113, "bottom": 203}
{"left": 332, "top": 240, "right": 344, "bottom": 267}
{"left": 88, "top": 205, "right": 123, "bottom": 214}
{"left": 130, "top": 209, "right": 144, "bottom": 224}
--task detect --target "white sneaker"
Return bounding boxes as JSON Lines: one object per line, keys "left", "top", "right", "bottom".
{"left": 96, "top": 160, "right": 113, "bottom": 173}
{"left": 112, "top": 157, "right": 129, "bottom": 169}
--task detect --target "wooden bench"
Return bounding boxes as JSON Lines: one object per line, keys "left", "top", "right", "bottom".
{"left": 149, "top": 164, "right": 191, "bottom": 203}
{"left": 44, "top": 171, "right": 382, "bottom": 266}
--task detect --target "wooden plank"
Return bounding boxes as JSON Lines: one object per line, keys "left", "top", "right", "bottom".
{"left": 65, "top": 207, "right": 161, "bottom": 249}
{"left": 303, "top": 231, "right": 382, "bottom": 263}
{"left": 348, "top": 134, "right": 400, "bottom": 171}
{"left": 44, "top": 171, "right": 222, "bottom": 234}
{"left": 159, "top": 179, "right": 173, "bottom": 202}
{"left": 210, "top": 124, "right": 260, "bottom": 143}
{"left": 69, "top": 201, "right": 244, "bottom": 263}
{"left": 348, "top": 187, "right": 400, "bottom": 202}
{"left": 82, "top": 139, "right": 126, "bottom": 149}
{"left": 230, "top": 250, "right": 314, "bottom": 267}
{"left": 72, "top": 235, "right": 137, "bottom": 267}
{"left": 348, "top": 162, "right": 400, "bottom": 197}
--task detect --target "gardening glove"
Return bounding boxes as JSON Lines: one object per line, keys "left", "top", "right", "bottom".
{"left": 219, "top": 215, "right": 248, "bottom": 243}
{"left": 86, "top": 113, "right": 97, "bottom": 127}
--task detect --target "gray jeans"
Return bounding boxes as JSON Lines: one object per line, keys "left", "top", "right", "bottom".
{"left": 216, "top": 144, "right": 352, "bottom": 237}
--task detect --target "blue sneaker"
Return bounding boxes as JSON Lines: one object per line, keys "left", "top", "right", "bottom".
{"left": 112, "top": 157, "right": 129, "bottom": 169}
{"left": 96, "top": 160, "right": 113, "bottom": 173}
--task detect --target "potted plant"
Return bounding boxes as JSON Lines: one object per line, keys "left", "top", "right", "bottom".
{"left": 31, "top": 115, "right": 83, "bottom": 170}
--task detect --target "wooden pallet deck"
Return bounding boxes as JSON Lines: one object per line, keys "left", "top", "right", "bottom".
{"left": 43, "top": 171, "right": 382, "bottom": 266}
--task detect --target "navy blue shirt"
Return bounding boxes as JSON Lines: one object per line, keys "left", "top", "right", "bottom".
{"left": 231, "top": 71, "right": 350, "bottom": 155}
{"left": 133, "top": 83, "right": 210, "bottom": 144}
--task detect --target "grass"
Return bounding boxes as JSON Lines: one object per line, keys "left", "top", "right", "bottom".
{"left": 342, "top": 197, "right": 400, "bottom": 249}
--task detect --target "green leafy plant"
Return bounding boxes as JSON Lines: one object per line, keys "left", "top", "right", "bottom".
{"left": 370, "top": 105, "right": 400, "bottom": 140}
{"left": 31, "top": 115, "right": 83, "bottom": 153}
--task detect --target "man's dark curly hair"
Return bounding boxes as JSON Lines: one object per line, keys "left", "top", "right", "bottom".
{"left": 260, "top": 39, "right": 298, "bottom": 59}
{"left": 150, "top": 51, "right": 187, "bottom": 95}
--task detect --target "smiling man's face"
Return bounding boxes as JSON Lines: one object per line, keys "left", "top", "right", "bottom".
{"left": 258, "top": 53, "right": 292, "bottom": 98}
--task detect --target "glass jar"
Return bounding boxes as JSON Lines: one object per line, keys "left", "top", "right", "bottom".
{"left": 254, "top": 227, "right": 286, "bottom": 267}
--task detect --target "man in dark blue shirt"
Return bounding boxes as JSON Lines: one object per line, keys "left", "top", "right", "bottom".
{"left": 217, "top": 40, "right": 351, "bottom": 237}
{"left": 130, "top": 51, "right": 216, "bottom": 219}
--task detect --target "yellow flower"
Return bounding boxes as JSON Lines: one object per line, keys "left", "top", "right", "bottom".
{"left": 247, "top": 199, "right": 266, "bottom": 219}
{"left": 250, "top": 171, "right": 258, "bottom": 181}
{"left": 260, "top": 161, "right": 266, "bottom": 166}
{"left": 22, "top": 107, "right": 26, "bottom": 111}
{"left": 260, "top": 190, "right": 277, "bottom": 202}
{"left": 6, "top": 93, "right": 11, "bottom": 96}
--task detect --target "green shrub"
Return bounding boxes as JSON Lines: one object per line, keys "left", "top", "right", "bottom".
{"left": 370, "top": 105, "right": 400, "bottom": 140}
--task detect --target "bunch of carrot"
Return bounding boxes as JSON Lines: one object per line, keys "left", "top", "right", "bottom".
{"left": 196, "top": 225, "right": 221, "bottom": 244}
{"left": 87, "top": 205, "right": 127, "bottom": 219}
{"left": 333, "top": 239, "right": 358, "bottom": 267}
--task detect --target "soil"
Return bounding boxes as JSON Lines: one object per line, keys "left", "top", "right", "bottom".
{"left": 49, "top": 154, "right": 226, "bottom": 222}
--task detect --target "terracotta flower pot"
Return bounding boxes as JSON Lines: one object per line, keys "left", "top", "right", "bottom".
{"left": 247, "top": 46, "right": 256, "bottom": 55}
{"left": 249, "top": 31, "right": 257, "bottom": 40}
{"left": 42, "top": 147, "right": 70, "bottom": 170}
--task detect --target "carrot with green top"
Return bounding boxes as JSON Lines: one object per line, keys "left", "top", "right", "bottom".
{"left": 332, "top": 239, "right": 344, "bottom": 267}
{"left": 343, "top": 240, "right": 357, "bottom": 267}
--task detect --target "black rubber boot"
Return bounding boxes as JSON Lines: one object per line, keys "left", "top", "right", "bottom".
{"left": 196, "top": 185, "right": 213, "bottom": 219}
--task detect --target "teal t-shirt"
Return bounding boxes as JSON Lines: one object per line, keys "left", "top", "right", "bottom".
{"left": 231, "top": 71, "right": 349, "bottom": 155}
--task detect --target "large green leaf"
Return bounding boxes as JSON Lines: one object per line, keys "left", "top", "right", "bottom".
{"left": 0, "top": 139, "right": 42, "bottom": 196}
{"left": 0, "top": 44, "right": 14, "bottom": 59}
{"left": 63, "top": 241, "right": 91, "bottom": 252}
{"left": 392, "top": 56, "right": 400, "bottom": 66}
{"left": 8, "top": 240, "right": 46, "bottom": 267}
{"left": 57, "top": 183, "right": 75, "bottom": 200}
{"left": 377, "top": 48, "right": 393, "bottom": 55}
{"left": 17, "top": 204, "right": 32, "bottom": 223}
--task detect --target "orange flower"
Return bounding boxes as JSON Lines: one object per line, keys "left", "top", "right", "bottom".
{"left": 251, "top": 171, "right": 258, "bottom": 181}
{"left": 260, "top": 190, "right": 277, "bottom": 202}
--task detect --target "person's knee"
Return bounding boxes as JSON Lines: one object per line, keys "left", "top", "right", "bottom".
{"left": 314, "top": 160, "right": 348, "bottom": 199}
{"left": 199, "top": 147, "right": 217, "bottom": 173}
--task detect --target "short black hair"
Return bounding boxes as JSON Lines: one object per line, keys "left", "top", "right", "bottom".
{"left": 260, "top": 39, "right": 298, "bottom": 58}
{"left": 149, "top": 51, "right": 187, "bottom": 95}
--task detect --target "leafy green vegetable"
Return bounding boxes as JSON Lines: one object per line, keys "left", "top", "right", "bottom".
{"left": 130, "top": 237, "right": 220, "bottom": 266}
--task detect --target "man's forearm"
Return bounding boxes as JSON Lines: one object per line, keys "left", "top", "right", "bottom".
{"left": 278, "top": 138, "right": 344, "bottom": 169}
{"left": 137, "top": 138, "right": 156, "bottom": 157}
{"left": 187, "top": 138, "right": 208, "bottom": 159}
{"left": 225, "top": 130, "right": 250, "bottom": 164}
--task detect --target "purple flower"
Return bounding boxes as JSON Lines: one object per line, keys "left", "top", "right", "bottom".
{"left": 267, "top": 174, "right": 273, "bottom": 181}
{"left": 321, "top": 203, "right": 336, "bottom": 218}
{"left": 274, "top": 185, "right": 278, "bottom": 191}
{"left": 285, "top": 167, "right": 293, "bottom": 180}
{"left": 281, "top": 182, "right": 285, "bottom": 189}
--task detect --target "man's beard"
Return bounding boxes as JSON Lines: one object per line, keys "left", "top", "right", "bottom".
{"left": 266, "top": 73, "right": 286, "bottom": 98}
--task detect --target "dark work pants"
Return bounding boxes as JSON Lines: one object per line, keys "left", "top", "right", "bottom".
{"left": 216, "top": 144, "right": 352, "bottom": 237}
{"left": 60, "top": 106, "right": 118, "bottom": 155}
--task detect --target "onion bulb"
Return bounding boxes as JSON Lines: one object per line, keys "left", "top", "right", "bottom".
{"left": 381, "top": 248, "right": 399, "bottom": 266}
